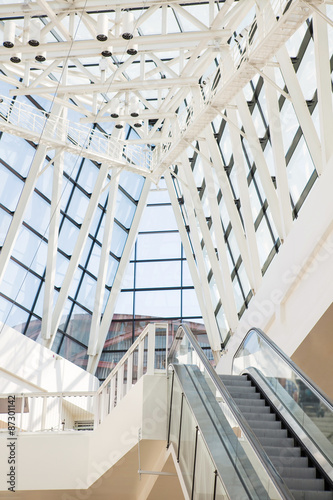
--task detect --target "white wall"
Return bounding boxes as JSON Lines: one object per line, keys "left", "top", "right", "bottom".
{"left": 0, "top": 323, "right": 99, "bottom": 393}
{"left": 0, "top": 373, "right": 167, "bottom": 492}
{"left": 218, "top": 157, "right": 333, "bottom": 374}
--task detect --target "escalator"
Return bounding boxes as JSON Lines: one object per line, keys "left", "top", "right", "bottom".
{"left": 167, "top": 325, "right": 333, "bottom": 500}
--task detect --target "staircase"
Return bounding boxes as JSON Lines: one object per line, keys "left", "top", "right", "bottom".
{"left": 220, "top": 374, "right": 333, "bottom": 500}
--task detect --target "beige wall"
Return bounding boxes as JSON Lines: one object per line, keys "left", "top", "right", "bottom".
{"left": 292, "top": 302, "right": 333, "bottom": 400}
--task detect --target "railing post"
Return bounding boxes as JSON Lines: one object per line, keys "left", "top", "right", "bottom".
{"left": 110, "top": 377, "right": 116, "bottom": 412}
{"left": 138, "top": 340, "right": 144, "bottom": 380}
{"left": 127, "top": 353, "right": 133, "bottom": 393}
{"left": 41, "top": 396, "right": 47, "bottom": 431}
{"left": 93, "top": 393, "right": 99, "bottom": 429}
{"left": 117, "top": 364, "right": 125, "bottom": 403}
{"left": 147, "top": 323, "right": 155, "bottom": 375}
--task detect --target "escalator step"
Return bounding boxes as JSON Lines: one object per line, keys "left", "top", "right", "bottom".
{"left": 249, "top": 419, "right": 282, "bottom": 430}
{"left": 219, "top": 375, "right": 250, "bottom": 383}
{"left": 290, "top": 490, "right": 333, "bottom": 500}
{"left": 252, "top": 427, "right": 288, "bottom": 439}
{"left": 224, "top": 385, "right": 258, "bottom": 395}
{"left": 284, "top": 477, "right": 325, "bottom": 491}
{"left": 270, "top": 455, "right": 309, "bottom": 469}
{"left": 235, "top": 401, "right": 268, "bottom": 412}
{"left": 275, "top": 466, "right": 316, "bottom": 479}
{"left": 258, "top": 436, "right": 295, "bottom": 448}
{"left": 263, "top": 445, "right": 301, "bottom": 457}
{"left": 234, "top": 398, "right": 267, "bottom": 408}
{"left": 242, "top": 411, "right": 276, "bottom": 421}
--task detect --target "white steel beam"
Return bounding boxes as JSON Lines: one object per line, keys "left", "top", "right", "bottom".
{"left": 313, "top": 5, "right": 333, "bottom": 167}
{"left": 172, "top": 162, "right": 224, "bottom": 357}
{"left": 198, "top": 131, "right": 239, "bottom": 329}
{"left": 43, "top": 160, "right": 112, "bottom": 349}
{"left": 227, "top": 109, "right": 262, "bottom": 289}
{"left": 276, "top": 46, "right": 323, "bottom": 175}
{"left": 265, "top": 66, "right": 293, "bottom": 238}
{"left": 164, "top": 169, "right": 222, "bottom": 357}
{"left": 180, "top": 152, "right": 236, "bottom": 341}
{"left": 205, "top": 129, "right": 256, "bottom": 291}
{"left": 10, "top": 77, "right": 199, "bottom": 97}
{"left": 236, "top": 92, "right": 284, "bottom": 240}
{"left": 40, "top": 146, "right": 65, "bottom": 341}
{"left": 87, "top": 178, "right": 151, "bottom": 374}
{"left": 87, "top": 169, "right": 120, "bottom": 356}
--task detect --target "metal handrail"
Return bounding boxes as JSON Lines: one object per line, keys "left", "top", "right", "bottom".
{"left": 169, "top": 323, "right": 295, "bottom": 500}
{"left": 232, "top": 328, "right": 333, "bottom": 411}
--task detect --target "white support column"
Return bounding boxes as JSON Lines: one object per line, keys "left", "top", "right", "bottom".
{"left": 313, "top": 4, "right": 333, "bottom": 168}
{"left": 227, "top": 109, "right": 263, "bottom": 289}
{"left": 197, "top": 132, "right": 239, "bottom": 329}
{"left": 87, "top": 170, "right": 119, "bottom": 356}
{"left": 205, "top": 129, "right": 255, "bottom": 290}
{"left": 43, "top": 161, "right": 111, "bottom": 349}
{"left": 276, "top": 46, "right": 322, "bottom": 175}
{"left": 0, "top": 143, "right": 48, "bottom": 287}
{"left": 180, "top": 152, "right": 235, "bottom": 340}
{"left": 87, "top": 179, "right": 151, "bottom": 375}
{"left": 164, "top": 170, "right": 222, "bottom": 356}
{"left": 265, "top": 66, "right": 293, "bottom": 239}
{"left": 41, "top": 111, "right": 66, "bottom": 341}
{"left": 236, "top": 92, "right": 284, "bottom": 240}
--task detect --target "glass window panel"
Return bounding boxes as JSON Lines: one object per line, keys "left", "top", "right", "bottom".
{"left": 114, "top": 291, "right": 133, "bottom": 315}
{"left": 77, "top": 159, "right": 99, "bottom": 193}
{"left": 2, "top": 260, "right": 41, "bottom": 310}
{"left": 219, "top": 122, "right": 232, "bottom": 164}
{"left": 0, "top": 164, "right": 24, "bottom": 211}
{"left": 58, "top": 336, "right": 88, "bottom": 368}
{"left": 58, "top": 218, "right": 80, "bottom": 256}
{"left": 121, "top": 262, "right": 134, "bottom": 289}
{"left": 182, "top": 289, "right": 200, "bottom": 317}
{"left": 86, "top": 242, "right": 101, "bottom": 275}
{"left": 216, "top": 305, "right": 228, "bottom": 342}
{"left": 136, "top": 261, "right": 181, "bottom": 288}
{"left": 227, "top": 229, "right": 240, "bottom": 265}
{"left": 137, "top": 232, "right": 181, "bottom": 260}
{"left": 119, "top": 171, "right": 145, "bottom": 200}
{"left": 138, "top": 205, "right": 177, "bottom": 231}
{"left": 76, "top": 273, "right": 97, "bottom": 311}
{"left": 287, "top": 136, "right": 315, "bottom": 204}
{"left": 147, "top": 187, "right": 170, "bottom": 204}
{"left": 12, "top": 226, "right": 47, "bottom": 276}
{"left": 256, "top": 220, "right": 274, "bottom": 267}
{"left": 252, "top": 103, "right": 266, "bottom": 138}
{"left": 89, "top": 205, "right": 103, "bottom": 238}
{"left": 285, "top": 23, "right": 307, "bottom": 57}
{"left": 115, "top": 190, "right": 136, "bottom": 228}
{"left": 248, "top": 180, "right": 262, "bottom": 223}
{"left": 68, "top": 268, "right": 83, "bottom": 299}
{"left": 106, "top": 256, "right": 118, "bottom": 287}
{"left": 63, "top": 152, "right": 82, "bottom": 179}
{"left": 233, "top": 276, "right": 245, "bottom": 313}
{"left": 111, "top": 224, "right": 127, "bottom": 257}
{"left": 66, "top": 187, "right": 90, "bottom": 225}
{"left": 182, "top": 260, "right": 194, "bottom": 287}
{"left": 135, "top": 289, "right": 181, "bottom": 317}
{"left": 280, "top": 99, "right": 299, "bottom": 155}
{"left": 0, "top": 208, "right": 12, "bottom": 246}
{"left": 35, "top": 161, "right": 53, "bottom": 200}
{"left": 296, "top": 39, "right": 316, "bottom": 100}
{"left": 0, "top": 298, "right": 30, "bottom": 331}
{"left": 59, "top": 179, "right": 74, "bottom": 213}
{"left": 24, "top": 192, "right": 51, "bottom": 238}
{"left": 0, "top": 133, "right": 35, "bottom": 177}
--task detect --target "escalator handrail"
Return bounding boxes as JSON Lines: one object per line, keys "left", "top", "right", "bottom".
{"left": 169, "top": 324, "right": 295, "bottom": 500}
{"left": 232, "top": 327, "right": 333, "bottom": 411}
